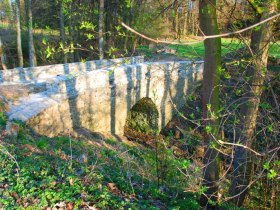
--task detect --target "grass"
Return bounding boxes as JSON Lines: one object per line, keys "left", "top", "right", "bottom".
{"left": 170, "top": 38, "right": 280, "bottom": 59}
{"left": 138, "top": 38, "right": 280, "bottom": 60}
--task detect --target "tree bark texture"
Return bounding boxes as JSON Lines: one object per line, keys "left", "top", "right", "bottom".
{"left": 199, "top": 0, "right": 222, "bottom": 207}
{"left": 0, "top": 36, "right": 7, "bottom": 70}
{"left": 229, "top": 0, "right": 277, "bottom": 206}
{"left": 15, "top": 0, "right": 23, "bottom": 67}
{"left": 27, "top": 0, "right": 37, "bottom": 67}
{"left": 59, "top": 1, "right": 67, "bottom": 63}
{"left": 98, "top": 0, "right": 105, "bottom": 59}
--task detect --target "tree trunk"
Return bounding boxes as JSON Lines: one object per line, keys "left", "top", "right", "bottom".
{"left": 27, "top": 0, "right": 37, "bottom": 67}
{"left": 199, "top": 0, "right": 222, "bottom": 208}
{"left": 71, "top": 2, "right": 80, "bottom": 62}
{"left": 183, "top": 1, "right": 188, "bottom": 36}
{"left": 229, "top": 1, "right": 277, "bottom": 206}
{"left": 59, "top": 0, "right": 67, "bottom": 63}
{"left": 0, "top": 36, "right": 7, "bottom": 70}
{"left": 74, "top": 31, "right": 80, "bottom": 62}
{"left": 98, "top": 0, "right": 105, "bottom": 60}
{"left": 6, "top": 0, "right": 13, "bottom": 29}
{"left": 68, "top": 3, "right": 74, "bottom": 63}
{"left": 19, "top": 0, "right": 26, "bottom": 26}
{"left": 15, "top": 0, "right": 23, "bottom": 67}
{"left": 175, "top": 10, "right": 179, "bottom": 39}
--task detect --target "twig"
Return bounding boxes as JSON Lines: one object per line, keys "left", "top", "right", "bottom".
{"left": 68, "top": 130, "right": 73, "bottom": 169}
{"left": 0, "top": 143, "right": 20, "bottom": 172}
{"left": 224, "top": 150, "right": 278, "bottom": 202}
{"left": 217, "top": 139, "right": 263, "bottom": 156}
{"left": 121, "top": 22, "right": 203, "bottom": 45}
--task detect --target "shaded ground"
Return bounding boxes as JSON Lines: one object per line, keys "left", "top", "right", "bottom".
{"left": 0, "top": 121, "right": 202, "bottom": 209}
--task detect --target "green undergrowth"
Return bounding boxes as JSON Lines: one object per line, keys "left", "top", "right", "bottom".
{"left": 0, "top": 96, "right": 246, "bottom": 210}
{"left": 0, "top": 124, "right": 201, "bottom": 209}
{"left": 269, "top": 42, "right": 280, "bottom": 59}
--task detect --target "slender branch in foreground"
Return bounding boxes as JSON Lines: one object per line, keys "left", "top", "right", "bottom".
{"left": 225, "top": 150, "right": 278, "bottom": 201}
{"left": 120, "top": 22, "right": 203, "bottom": 45}
{"left": 0, "top": 143, "right": 20, "bottom": 171}
{"left": 217, "top": 139, "right": 263, "bottom": 156}
{"left": 121, "top": 13, "right": 280, "bottom": 44}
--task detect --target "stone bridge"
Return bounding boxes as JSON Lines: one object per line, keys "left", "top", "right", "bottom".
{"left": 0, "top": 56, "right": 203, "bottom": 137}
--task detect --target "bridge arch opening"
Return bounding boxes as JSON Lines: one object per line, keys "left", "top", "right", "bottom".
{"left": 124, "top": 97, "right": 159, "bottom": 141}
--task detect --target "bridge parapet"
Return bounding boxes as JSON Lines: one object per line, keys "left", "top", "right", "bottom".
{"left": 2, "top": 57, "right": 204, "bottom": 137}
{"left": 0, "top": 56, "right": 144, "bottom": 84}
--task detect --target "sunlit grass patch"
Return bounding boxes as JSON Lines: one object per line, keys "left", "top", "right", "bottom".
{"left": 169, "top": 38, "right": 279, "bottom": 59}
{"left": 169, "top": 38, "right": 245, "bottom": 59}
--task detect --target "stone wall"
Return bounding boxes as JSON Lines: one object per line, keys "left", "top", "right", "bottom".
{"left": 7, "top": 60, "right": 203, "bottom": 137}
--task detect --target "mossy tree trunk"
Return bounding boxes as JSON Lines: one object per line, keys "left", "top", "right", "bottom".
{"left": 15, "top": 0, "right": 23, "bottom": 67}
{"left": 0, "top": 36, "right": 7, "bottom": 70}
{"left": 229, "top": 0, "right": 277, "bottom": 206}
{"left": 98, "top": 0, "right": 105, "bottom": 60}
{"left": 199, "top": 0, "right": 222, "bottom": 207}
{"left": 27, "top": 0, "right": 37, "bottom": 67}
{"left": 59, "top": 0, "right": 67, "bottom": 63}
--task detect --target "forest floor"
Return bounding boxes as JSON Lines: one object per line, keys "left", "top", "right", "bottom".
{"left": 0, "top": 119, "right": 205, "bottom": 209}
{"left": 0, "top": 80, "right": 241, "bottom": 209}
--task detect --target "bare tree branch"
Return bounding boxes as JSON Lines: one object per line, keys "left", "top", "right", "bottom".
{"left": 121, "top": 13, "right": 280, "bottom": 44}
{"left": 217, "top": 139, "right": 263, "bottom": 156}
{"left": 120, "top": 22, "right": 202, "bottom": 45}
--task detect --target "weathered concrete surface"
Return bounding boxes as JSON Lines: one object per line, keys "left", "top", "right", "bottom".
{"left": 0, "top": 56, "right": 144, "bottom": 84}
{"left": 1, "top": 57, "right": 203, "bottom": 137}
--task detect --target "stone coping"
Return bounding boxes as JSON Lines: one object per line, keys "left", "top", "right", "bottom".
{"left": 0, "top": 56, "right": 144, "bottom": 84}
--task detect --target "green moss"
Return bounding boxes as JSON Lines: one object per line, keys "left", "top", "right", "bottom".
{"left": 125, "top": 97, "right": 159, "bottom": 134}
{"left": 130, "top": 97, "right": 158, "bottom": 113}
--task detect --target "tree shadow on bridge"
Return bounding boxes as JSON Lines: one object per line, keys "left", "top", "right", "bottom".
{"left": 0, "top": 66, "right": 38, "bottom": 83}
{"left": 109, "top": 70, "right": 116, "bottom": 134}
{"left": 109, "top": 64, "right": 147, "bottom": 135}
{"left": 63, "top": 63, "right": 81, "bottom": 130}
{"left": 116, "top": 61, "right": 197, "bottom": 136}
{"left": 57, "top": 61, "right": 198, "bottom": 141}
{"left": 160, "top": 63, "right": 171, "bottom": 129}
{"left": 172, "top": 62, "right": 200, "bottom": 117}
{"left": 107, "top": 62, "right": 195, "bottom": 136}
